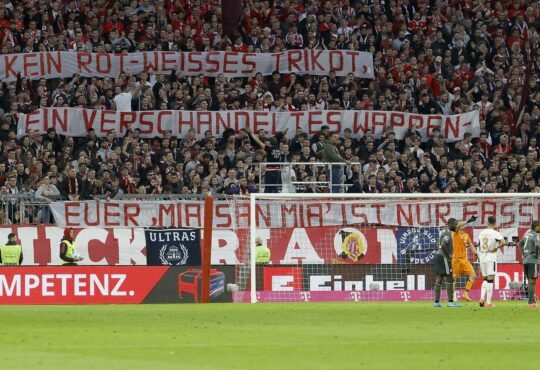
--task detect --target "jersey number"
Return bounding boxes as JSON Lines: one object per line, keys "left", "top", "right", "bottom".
{"left": 480, "top": 237, "right": 489, "bottom": 252}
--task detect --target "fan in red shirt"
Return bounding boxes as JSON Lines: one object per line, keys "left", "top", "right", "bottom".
{"left": 408, "top": 13, "right": 427, "bottom": 33}
{"left": 493, "top": 135, "right": 512, "bottom": 155}
{"left": 232, "top": 36, "right": 247, "bottom": 52}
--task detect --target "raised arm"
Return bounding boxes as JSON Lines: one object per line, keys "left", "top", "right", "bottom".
{"left": 246, "top": 127, "right": 266, "bottom": 150}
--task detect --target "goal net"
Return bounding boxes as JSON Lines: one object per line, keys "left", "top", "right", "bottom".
{"left": 229, "top": 193, "right": 537, "bottom": 303}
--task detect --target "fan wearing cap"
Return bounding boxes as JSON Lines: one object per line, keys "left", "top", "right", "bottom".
{"left": 60, "top": 228, "right": 83, "bottom": 265}
{"left": 0, "top": 233, "right": 23, "bottom": 266}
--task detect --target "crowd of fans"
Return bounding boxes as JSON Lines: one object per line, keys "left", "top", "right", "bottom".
{"left": 0, "top": 0, "right": 539, "bottom": 223}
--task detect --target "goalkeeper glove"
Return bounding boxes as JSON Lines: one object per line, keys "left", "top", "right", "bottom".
{"left": 466, "top": 215, "right": 478, "bottom": 224}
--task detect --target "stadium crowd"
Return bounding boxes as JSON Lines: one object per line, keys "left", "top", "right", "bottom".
{"left": 0, "top": 0, "right": 539, "bottom": 223}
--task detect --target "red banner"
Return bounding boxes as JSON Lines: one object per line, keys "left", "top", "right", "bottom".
{"left": 2, "top": 225, "right": 525, "bottom": 266}
{"left": 0, "top": 50, "right": 373, "bottom": 81}
{"left": 0, "top": 266, "right": 167, "bottom": 304}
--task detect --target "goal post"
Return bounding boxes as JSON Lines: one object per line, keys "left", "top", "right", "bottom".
{"left": 231, "top": 193, "right": 540, "bottom": 303}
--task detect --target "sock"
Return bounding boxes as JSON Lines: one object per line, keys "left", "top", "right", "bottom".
{"left": 481, "top": 280, "right": 487, "bottom": 301}
{"left": 434, "top": 282, "right": 441, "bottom": 303}
{"left": 465, "top": 280, "right": 474, "bottom": 291}
{"left": 447, "top": 281, "right": 454, "bottom": 302}
{"left": 528, "top": 282, "right": 536, "bottom": 304}
{"left": 486, "top": 282, "right": 494, "bottom": 305}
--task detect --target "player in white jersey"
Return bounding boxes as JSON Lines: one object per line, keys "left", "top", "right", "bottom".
{"left": 476, "top": 216, "right": 506, "bottom": 308}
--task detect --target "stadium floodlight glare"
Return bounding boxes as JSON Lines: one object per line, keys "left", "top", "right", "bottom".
{"left": 228, "top": 193, "right": 540, "bottom": 303}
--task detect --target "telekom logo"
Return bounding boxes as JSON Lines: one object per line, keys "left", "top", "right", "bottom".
{"left": 300, "top": 292, "right": 311, "bottom": 302}
{"left": 400, "top": 292, "right": 411, "bottom": 301}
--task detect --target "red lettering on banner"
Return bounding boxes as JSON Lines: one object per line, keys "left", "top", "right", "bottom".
{"left": 272, "top": 52, "right": 283, "bottom": 73}
{"left": 3, "top": 55, "right": 17, "bottom": 78}
{"left": 310, "top": 50, "right": 324, "bottom": 71}
{"left": 518, "top": 204, "right": 534, "bottom": 228}
{"left": 408, "top": 114, "right": 423, "bottom": 130}
{"left": 416, "top": 204, "right": 431, "bottom": 227}
{"left": 25, "top": 110, "right": 41, "bottom": 132}
{"left": 306, "top": 204, "right": 323, "bottom": 227}
{"left": 124, "top": 204, "right": 140, "bottom": 227}
{"left": 481, "top": 201, "right": 496, "bottom": 224}
{"left": 253, "top": 112, "right": 270, "bottom": 133}
{"left": 241, "top": 53, "right": 256, "bottom": 74}
{"left": 350, "top": 204, "right": 368, "bottom": 224}
{"left": 329, "top": 51, "right": 344, "bottom": 72}
{"left": 223, "top": 52, "right": 239, "bottom": 74}
{"left": 139, "top": 112, "right": 155, "bottom": 134}
{"left": 389, "top": 112, "right": 405, "bottom": 129}
{"left": 435, "top": 203, "right": 450, "bottom": 225}
{"left": 159, "top": 204, "right": 176, "bottom": 227}
{"left": 118, "top": 53, "right": 127, "bottom": 73}
{"left": 255, "top": 204, "right": 271, "bottom": 228}
{"left": 143, "top": 52, "right": 159, "bottom": 72}
{"left": 65, "top": 202, "right": 81, "bottom": 227}
{"left": 345, "top": 51, "right": 358, "bottom": 73}
{"left": 46, "top": 52, "right": 62, "bottom": 75}
{"left": 308, "top": 111, "right": 323, "bottom": 134}
{"left": 290, "top": 112, "right": 303, "bottom": 128}
{"left": 177, "top": 111, "right": 192, "bottom": 134}
{"left": 23, "top": 53, "right": 39, "bottom": 77}
{"left": 104, "top": 203, "right": 120, "bottom": 227}
{"left": 84, "top": 202, "right": 100, "bottom": 227}
{"left": 52, "top": 109, "right": 68, "bottom": 132}
{"left": 82, "top": 109, "right": 97, "bottom": 131}
{"left": 372, "top": 112, "right": 387, "bottom": 135}
{"left": 287, "top": 50, "right": 302, "bottom": 71}
{"left": 77, "top": 53, "right": 92, "bottom": 73}
{"left": 281, "top": 204, "right": 299, "bottom": 228}
{"left": 187, "top": 52, "right": 203, "bottom": 72}
{"left": 206, "top": 51, "right": 220, "bottom": 73}
{"left": 119, "top": 112, "right": 137, "bottom": 133}
{"left": 444, "top": 116, "right": 460, "bottom": 140}
{"left": 500, "top": 202, "right": 515, "bottom": 228}
{"left": 161, "top": 52, "right": 176, "bottom": 71}
{"left": 157, "top": 111, "right": 172, "bottom": 134}
{"left": 234, "top": 111, "right": 249, "bottom": 133}
{"left": 100, "top": 111, "right": 117, "bottom": 133}
{"left": 426, "top": 115, "right": 441, "bottom": 137}
{"left": 195, "top": 112, "right": 211, "bottom": 134}
{"left": 185, "top": 203, "right": 202, "bottom": 228}
{"left": 215, "top": 112, "right": 229, "bottom": 135}
{"left": 371, "top": 203, "right": 385, "bottom": 225}
{"left": 352, "top": 111, "right": 368, "bottom": 135}
{"left": 214, "top": 203, "right": 232, "bottom": 228}
{"left": 326, "top": 112, "right": 341, "bottom": 131}
{"left": 303, "top": 49, "right": 309, "bottom": 71}
{"left": 462, "top": 202, "right": 478, "bottom": 223}
{"left": 96, "top": 53, "right": 111, "bottom": 74}
{"left": 397, "top": 204, "right": 412, "bottom": 226}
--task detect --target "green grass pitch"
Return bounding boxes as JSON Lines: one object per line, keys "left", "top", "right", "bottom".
{"left": 0, "top": 301, "right": 538, "bottom": 370}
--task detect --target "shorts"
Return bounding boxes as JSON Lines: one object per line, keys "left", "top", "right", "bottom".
{"left": 524, "top": 263, "right": 539, "bottom": 279}
{"left": 480, "top": 261, "right": 497, "bottom": 277}
{"left": 452, "top": 258, "right": 475, "bottom": 277}
{"left": 433, "top": 254, "right": 452, "bottom": 276}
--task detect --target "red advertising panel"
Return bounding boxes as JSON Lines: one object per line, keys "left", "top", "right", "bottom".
{"left": 0, "top": 267, "right": 167, "bottom": 304}
{"left": 263, "top": 267, "right": 303, "bottom": 292}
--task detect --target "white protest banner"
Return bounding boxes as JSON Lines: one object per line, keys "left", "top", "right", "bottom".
{"left": 18, "top": 108, "right": 480, "bottom": 142}
{"left": 50, "top": 197, "right": 533, "bottom": 230}
{"left": 0, "top": 50, "right": 373, "bottom": 81}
